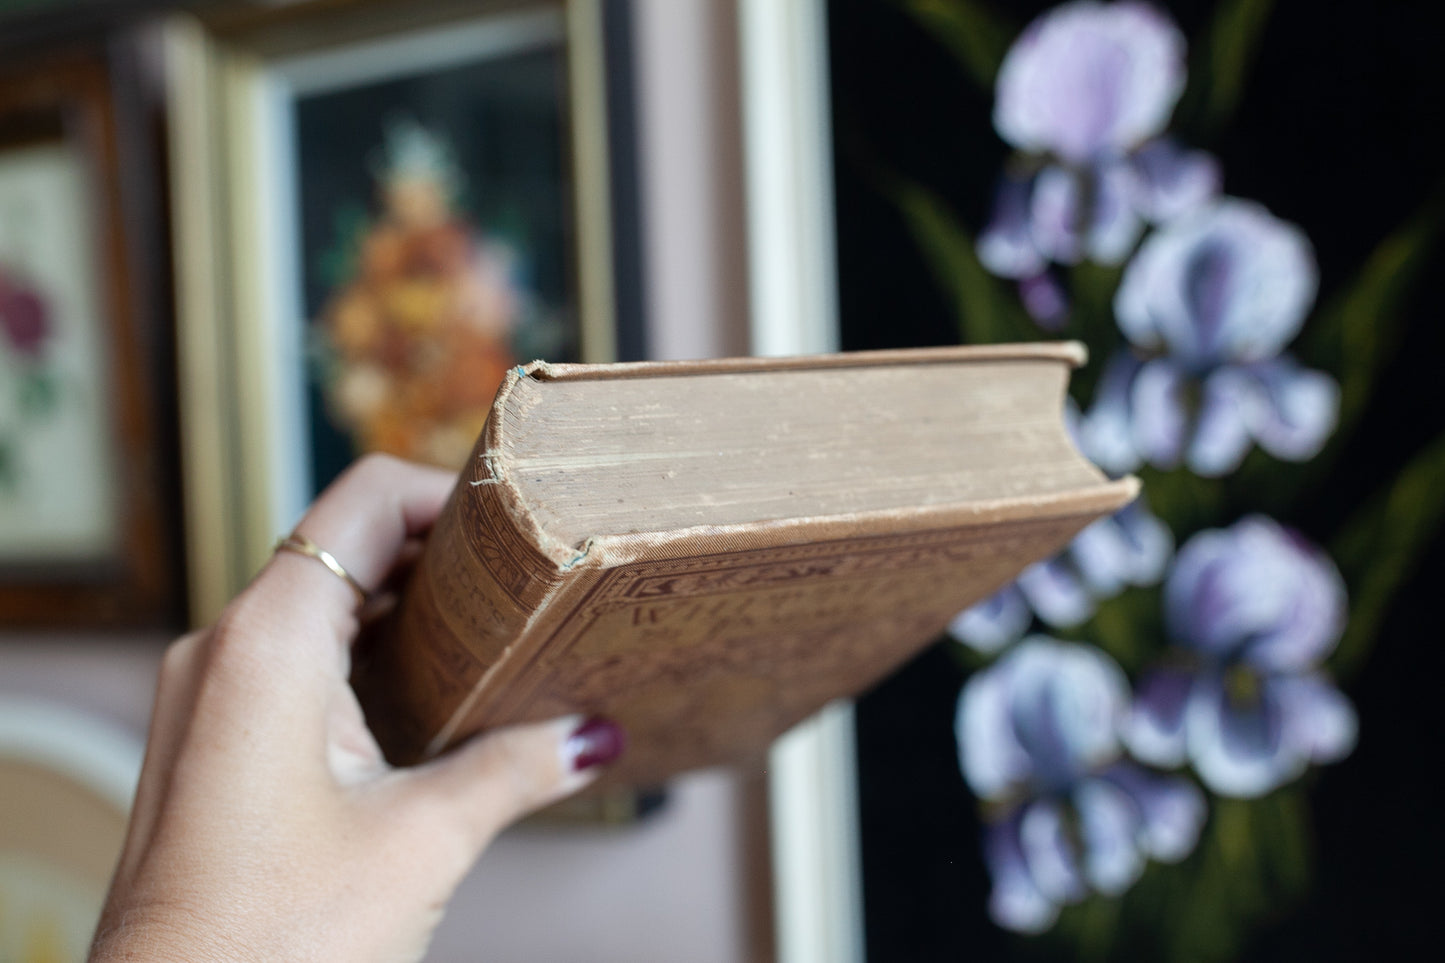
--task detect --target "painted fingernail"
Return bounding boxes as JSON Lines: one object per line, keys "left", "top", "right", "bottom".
{"left": 565, "top": 717, "right": 627, "bottom": 771}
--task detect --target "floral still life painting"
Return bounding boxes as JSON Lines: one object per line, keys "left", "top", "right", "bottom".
{"left": 832, "top": 0, "right": 1443, "bottom": 959}
{"left": 292, "top": 40, "right": 573, "bottom": 494}
{"left": 311, "top": 120, "right": 530, "bottom": 471}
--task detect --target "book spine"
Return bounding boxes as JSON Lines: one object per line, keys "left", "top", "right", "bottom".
{"left": 351, "top": 444, "right": 568, "bottom": 764}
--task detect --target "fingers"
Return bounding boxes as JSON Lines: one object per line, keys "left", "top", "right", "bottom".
{"left": 289, "top": 454, "right": 455, "bottom": 598}
{"left": 235, "top": 454, "right": 456, "bottom": 662}
{"left": 170, "top": 456, "right": 453, "bottom": 759}
{"left": 402, "top": 716, "right": 627, "bottom": 853}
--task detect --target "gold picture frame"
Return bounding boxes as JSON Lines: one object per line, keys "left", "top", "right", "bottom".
{"left": 165, "top": 0, "right": 618, "bottom": 624}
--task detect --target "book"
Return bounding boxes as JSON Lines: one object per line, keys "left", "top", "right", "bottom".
{"left": 351, "top": 343, "right": 1137, "bottom": 787}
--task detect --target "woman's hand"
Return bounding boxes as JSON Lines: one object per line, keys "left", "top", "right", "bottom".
{"left": 90, "top": 455, "right": 624, "bottom": 962}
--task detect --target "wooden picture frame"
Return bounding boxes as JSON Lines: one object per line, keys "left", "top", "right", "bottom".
{"left": 0, "top": 39, "right": 183, "bottom": 630}
{"left": 165, "top": 0, "right": 620, "bottom": 624}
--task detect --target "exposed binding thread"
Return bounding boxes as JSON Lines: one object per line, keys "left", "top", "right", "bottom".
{"left": 562, "top": 538, "right": 595, "bottom": 571}
{"left": 470, "top": 450, "right": 504, "bottom": 487}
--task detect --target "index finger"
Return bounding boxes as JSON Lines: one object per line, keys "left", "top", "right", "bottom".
{"left": 242, "top": 454, "right": 456, "bottom": 659}
{"left": 219, "top": 456, "right": 453, "bottom": 673}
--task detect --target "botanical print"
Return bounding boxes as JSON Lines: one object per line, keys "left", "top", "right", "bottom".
{"left": 844, "top": 0, "right": 1443, "bottom": 957}
{"left": 0, "top": 142, "right": 117, "bottom": 564}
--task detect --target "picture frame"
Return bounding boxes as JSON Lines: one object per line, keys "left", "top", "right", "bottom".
{"left": 166, "top": 0, "right": 620, "bottom": 623}
{"left": 0, "top": 39, "right": 183, "bottom": 629}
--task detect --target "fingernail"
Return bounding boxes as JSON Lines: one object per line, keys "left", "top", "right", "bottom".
{"left": 565, "top": 717, "right": 627, "bottom": 771}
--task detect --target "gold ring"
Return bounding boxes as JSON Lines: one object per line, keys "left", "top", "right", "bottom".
{"left": 273, "top": 533, "right": 369, "bottom": 605}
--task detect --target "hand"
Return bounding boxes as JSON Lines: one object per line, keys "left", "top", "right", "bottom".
{"left": 90, "top": 455, "right": 625, "bottom": 962}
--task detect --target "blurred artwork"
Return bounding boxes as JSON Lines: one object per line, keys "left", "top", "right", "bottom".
{"left": 0, "top": 142, "right": 117, "bottom": 564}
{"left": 291, "top": 38, "right": 572, "bottom": 493}
{"left": 313, "top": 120, "right": 521, "bottom": 469}
{"left": 0, "top": 700, "right": 140, "bottom": 963}
{"left": 834, "top": 0, "right": 1445, "bottom": 959}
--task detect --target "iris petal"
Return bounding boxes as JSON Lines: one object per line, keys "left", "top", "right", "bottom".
{"left": 1128, "top": 138, "right": 1222, "bottom": 223}
{"left": 978, "top": 171, "right": 1048, "bottom": 279}
{"left": 1086, "top": 161, "right": 1146, "bottom": 264}
{"left": 949, "top": 584, "right": 1032, "bottom": 654}
{"left": 957, "top": 659, "right": 1033, "bottom": 800}
{"left": 993, "top": 0, "right": 1186, "bottom": 163}
{"left": 1020, "top": 798, "right": 1087, "bottom": 904}
{"left": 1186, "top": 671, "right": 1303, "bottom": 798}
{"left": 983, "top": 815, "right": 1060, "bottom": 933}
{"left": 1276, "top": 671, "right": 1359, "bottom": 764}
{"left": 1243, "top": 356, "right": 1341, "bottom": 463}
{"left": 1115, "top": 198, "right": 1318, "bottom": 367}
{"left": 1071, "top": 500, "right": 1174, "bottom": 595}
{"left": 1123, "top": 667, "right": 1194, "bottom": 767}
{"left": 1075, "top": 777, "right": 1145, "bottom": 894}
{"left": 1129, "top": 358, "right": 1189, "bottom": 469}
{"left": 1018, "top": 559, "right": 1095, "bottom": 627}
{"left": 1104, "top": 763, "right": 1206, "bottom": 862}
{"left": 1075, "top": 352, "right": 1142, "bottom": 474}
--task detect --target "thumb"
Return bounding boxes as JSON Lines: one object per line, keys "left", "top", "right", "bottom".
{"left": 404, "top": 715, "right": 627, "bottom": 850}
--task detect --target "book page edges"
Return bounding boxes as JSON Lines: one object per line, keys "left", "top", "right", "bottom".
{"left": 477, "top": 364, "right": 1136, "bottom": 574}
{"left": 492, "top": 344, "right": 1107, "bottom": 570}
{"left": 519, "top": 341, "right": 1088, "bottom": 382}
{"left": 572, "top": 477, "right": 1138, "bottom": 571}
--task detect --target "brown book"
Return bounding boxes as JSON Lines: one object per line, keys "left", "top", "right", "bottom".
{"left": 352, "top": 343, "right": 1137, "bottom": 786}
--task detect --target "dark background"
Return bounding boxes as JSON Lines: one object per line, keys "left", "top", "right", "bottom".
{"left": 829, "top": 0, "right": 1444, "bottom": 958}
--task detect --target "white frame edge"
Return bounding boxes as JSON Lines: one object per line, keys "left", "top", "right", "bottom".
{"left": 739, "top": 2, "right": 864, "bottom": 962}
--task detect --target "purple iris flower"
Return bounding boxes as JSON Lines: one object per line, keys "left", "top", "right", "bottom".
{"left": 976, "top": 2, "right": 1219, "bottom": 323}
{"left": 951, "top": 503, "right": 1172, "bottom": 654}
{"left": 993, "top": 1, "right": 1185, "bottom": 164}
{"left": 979, "top": 146, "right": 1219, "bottom": 282}
{"left": 1104, "top": 198, "right": 1339, "bottom": 475}
{"left": 958, "top": 637, "right": 1205, "bottom": 932}
{"left": 1124, "top": 517, "right": 1356, "bottom": 797}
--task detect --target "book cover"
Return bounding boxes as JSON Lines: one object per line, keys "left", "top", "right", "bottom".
{"left": 352, "top": 344, "right": 1136, "bottom": 786}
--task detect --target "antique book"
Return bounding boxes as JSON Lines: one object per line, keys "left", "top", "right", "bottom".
{"left": 352, "top": 343, "right": 1137, "bottom": 786}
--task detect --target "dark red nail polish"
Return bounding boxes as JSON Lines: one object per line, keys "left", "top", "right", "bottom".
{"left": 567, "top": 717, "right": 627, "bottom": 771}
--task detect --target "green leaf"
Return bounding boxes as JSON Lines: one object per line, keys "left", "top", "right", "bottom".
{"left": 1065, "top": 262, "right": 1127, "bottom": 400}
{"left": 886, "top": 177, "right": 1041, "bottom": 345}
{"left": 1134, "top": 465, "right": 1227, "bottom": 536}
{"left": 317, "top": 203, "right": 371, "bottom": 291}
{"left": 893, "top": 0, "right": 1017, "bottom": 91}
{"left": 0, "top": 440, "right": 15, "bottom": 491}
{"left": 943, "top": 634, "right": 990, "bottom": 673}
{"left": 17, "top": 368, "right": 58, "bottom": 418}
{"left": 1261, "top": 788, "right": 1313, "bottom": 897}
{"left": 1299, "top": 181, "right": 1445, "bottom": 443}
{"left": 1076, "top": 893, "right": 1121, "bottom": 962}
{"left": 1175, "top": 0, "right": 1277, "bottom": 137}
{"left": 1329, "top": 428, "right": 1445, "bottom": 680}
{"left": 1081, "top": 584, "right": 1165, "bottom": 676}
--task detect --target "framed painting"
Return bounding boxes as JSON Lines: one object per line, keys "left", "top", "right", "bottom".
{"left": 166, "top": 0, "right": 622, "bottom": 621}
{"left": 829, "top": 0, "right": 1445, "bottom": 960}
{"left": 0, "top": 42, "right": 182, "bottom": 629}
